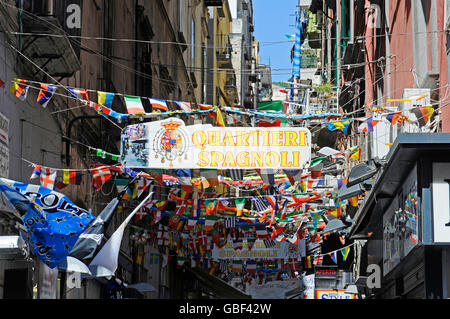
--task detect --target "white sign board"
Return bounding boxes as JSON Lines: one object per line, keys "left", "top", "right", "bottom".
{"left": 432, "top": 162, "right": 450, "bottom": 243}
{"left": 315, "top": 289, "right": 357, "bottom": 299}
{"left": 39, "top": 261, "right": 58, "bottom": 299}
{"left": 120, "top": 118, "right": 311, "bottom": 169}
{"left": 212, "top": 239, "right": 305, "bottom": 260}
{"left": 0, "top": 143, "right": 9, "bottom": 178}
{"left": 0, "top": 111, "right": 9, "bottom": 145}
{"left": 302, "top": 273, "right": 315, "bottom": 299}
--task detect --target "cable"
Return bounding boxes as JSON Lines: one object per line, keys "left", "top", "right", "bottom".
{"left": 3, "top": 27, "right": 448, "bottom": 50}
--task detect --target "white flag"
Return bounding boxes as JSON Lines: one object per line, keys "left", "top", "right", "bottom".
{"left": 88, "top": 191, "right": 154, "bottom": 277}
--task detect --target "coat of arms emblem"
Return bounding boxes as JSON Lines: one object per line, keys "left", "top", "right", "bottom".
{"left": 153, "top": 119, "right": 189, "bottom": 167}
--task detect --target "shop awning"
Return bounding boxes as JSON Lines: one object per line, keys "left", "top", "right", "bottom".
{"left": 184, "top": 266, "right": 251, "bottom": 299}
{"left": 349, "top": 133, "right": 450, "bottom": 238}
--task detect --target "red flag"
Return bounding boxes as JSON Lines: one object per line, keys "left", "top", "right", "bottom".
{"left": 92, "top": 167, "right": 112, "bottom": 191}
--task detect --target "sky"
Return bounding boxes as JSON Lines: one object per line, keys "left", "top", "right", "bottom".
{"left": 253, "top": 0, "right": 299, "bottom": 83}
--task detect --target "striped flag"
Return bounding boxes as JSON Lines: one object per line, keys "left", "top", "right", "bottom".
{"left": 62, "top": 169, "right": 82, "bottom": 185}
{"left": 174, "top": 169, "right": 193, "bottom": 193}
{"left": 30, "top": 165, "right": 42, "bottom": 180}
{"left": 348, "top": 196, "right": 359, "bottom": 207}
{"left": 186, "top": 218, "right": 198, "bottom": 231}
{"left": 9, "top": 79, "right": 29, "bottom": 101}
{"left": 224, "top": 216, "right": 236, "bottom": 229}
{"left": 231, "top": 260, "right": 243, "bottom": 273}
{"left": 97, "top": 91, "right": 115, "bottom": 107}
{"left": 304, "top": 256, "right": 312, "bottom": 269}
{"left": 233, "top": 237, "right": 243, "bottom": 250}
{"left": 149, "top": 98, "right": 169, "bottom": 112}
{"left": 124, "top": 95, "right": 146, "bottom": 114}
{"left": 68, "top": 88, "right": 89, "bottom": 101}
{"left": 256, "top": 225, "right": 269, "bottom": 239}
{"left": 251, "top": 197, "right": 269, "bottom": 213}
{"left": 235, "top": 198, "right": 246, "bottom": 217}
{"left": 307, "top": 179, "right": 324, "bottom": 188}
{"left": 246, "top": 260, "right": 257, "bottom": 274}
{"left": 219, "top": 259, "right": 228, "bottom": 273}
{"left": 263, "top": 238, "right": 276, "bottom": 248}
{"left": 228, "top": 169, "right": 243, "bottom": 182}
{"left": 174, "top": 101, "right": 191, "bottom": 112}
{"left": 255, "top": 169, "right": 276, "bottom": 187}
{"left": 37, "top": 84, "right": 55, "bottom": 107}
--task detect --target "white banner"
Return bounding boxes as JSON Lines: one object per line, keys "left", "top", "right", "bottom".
{"left": 0, "top": 111, "right": 9, "bottom": 146}
{"left": 0, "top": 143, "right": 8, "bottom": 178}
{"left": 39, "top": 261, "right": 58, "bottom": 299}
{"left": 302, "top": 273, "right": 315, "bottom": 299}
{"left": 212, "top": 239, "right": 305, "bottom": 260}
{"left": 120, "top": 118, "right": 311, "bottom": 169}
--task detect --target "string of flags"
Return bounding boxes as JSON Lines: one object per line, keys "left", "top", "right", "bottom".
{"left": 4, "top": 78, "right": 372, "bottom": 124}
{"left": 4, "top": 77, "right": 378, "bottom": 283}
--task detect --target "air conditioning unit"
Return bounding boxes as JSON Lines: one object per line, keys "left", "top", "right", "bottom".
{"left": 0, "top": 236, "right": 27, "bottom": 258}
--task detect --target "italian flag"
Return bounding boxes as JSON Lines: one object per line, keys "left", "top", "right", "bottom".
{"left": 124, "top": 95, "right": 145, "bottom": 114}
{"left": 235, "top": 198, "right": 246, "bottom": 217}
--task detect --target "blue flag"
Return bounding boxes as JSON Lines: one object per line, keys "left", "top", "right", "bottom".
{"left": 0, "top": 178, "right": 95, "bottom": 268}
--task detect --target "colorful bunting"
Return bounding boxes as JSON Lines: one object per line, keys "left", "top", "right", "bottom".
{"left": 97, "top": 91, "right": 115, "bottom": 107}
{"left": 37, "top": 84, "right": 55, "bottom": 107}
{"left": 124, "top": 95, "right": 146, "bottom": 114}
{"left": 149, "top": 98, "right": 169, "bottom": 112}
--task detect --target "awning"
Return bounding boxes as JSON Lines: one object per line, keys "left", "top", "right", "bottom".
{"left": 349, "top": 133, "right": 450, "bottom": 238}
{"left": 184, "top": 266, "right": 252, "bottom": 299}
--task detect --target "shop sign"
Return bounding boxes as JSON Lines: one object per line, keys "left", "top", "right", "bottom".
{"left": 315, "top": 289, "right": 356, "bottom": 299}
{"left": 432, "top": 162, "right": 450, "bottom": 243}
{"left": 314, "top": 266, "right": 337, "bottom": 278}
{"left": 120, "top": 118, "right": 311, "bottom": 169}
{"left": 212, "top": 239, "right": 305, "bottom": 260}
{"left": 383, "top": 165, "right": 420, "bottom": 275}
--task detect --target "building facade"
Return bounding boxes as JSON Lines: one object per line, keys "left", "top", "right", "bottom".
{"left": 0, "top": 0, "right": 250, "bottom": 299}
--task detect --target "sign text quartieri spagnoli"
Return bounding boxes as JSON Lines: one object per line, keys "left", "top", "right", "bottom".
{"left": 120, "top": 118, "right": 311, "bottom": 169}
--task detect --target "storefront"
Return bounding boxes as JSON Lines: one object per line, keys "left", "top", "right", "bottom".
{"left": 349, "top": 133, "right": 450, "bottom": 299}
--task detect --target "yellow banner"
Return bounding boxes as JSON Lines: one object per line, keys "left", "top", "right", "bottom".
{"left": 120, "top": 118, "right": 311, "bottom": 169}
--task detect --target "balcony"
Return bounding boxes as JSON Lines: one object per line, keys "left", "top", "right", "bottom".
{"left": 205, "top": 0, "right": 223, "bottom": 6}
{"left": 19, "top": 15, "right": 80, "bottom": 79}
{"left": 216, "top": 36, "right": 233, "bottom": 69}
